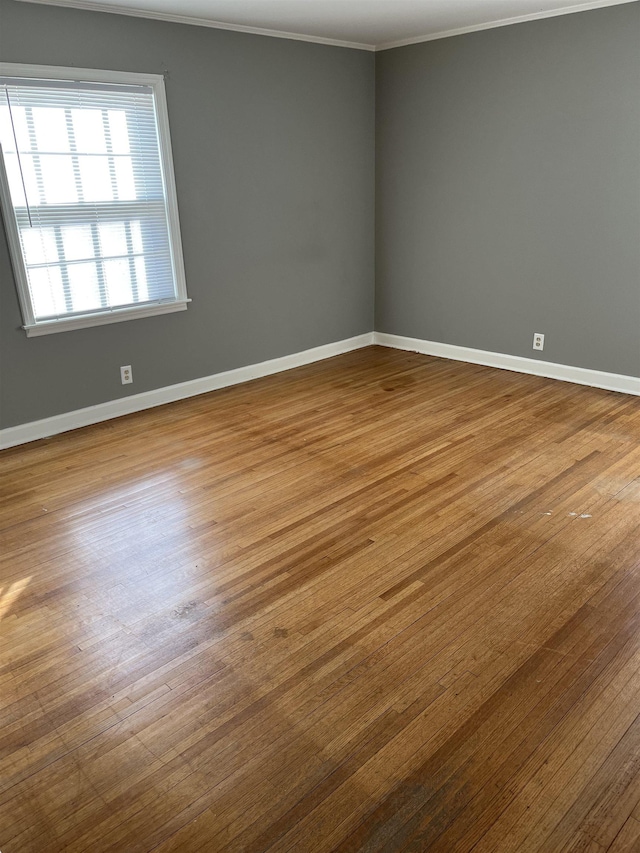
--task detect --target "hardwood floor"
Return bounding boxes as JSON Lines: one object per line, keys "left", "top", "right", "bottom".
{"left": 1, "top": 346, "right": 640, "bottom": 853}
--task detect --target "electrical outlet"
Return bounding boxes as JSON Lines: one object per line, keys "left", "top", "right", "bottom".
{"left": 533, "top": 333, "right": 545, "bottom": 352}
{"left": 120, "top": 365, "right": 133, "bottom": 385}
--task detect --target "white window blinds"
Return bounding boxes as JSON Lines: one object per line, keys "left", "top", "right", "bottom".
{"left": 0, "top": 66, "right": 188, "bottom": 335}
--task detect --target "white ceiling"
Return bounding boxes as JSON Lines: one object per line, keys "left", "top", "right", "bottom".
{"left": 19, "top": 0, "right": 637, "bottom": 50}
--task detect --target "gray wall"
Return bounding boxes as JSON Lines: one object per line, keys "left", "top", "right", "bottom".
{"left": 0, "top": 0, "right": 375, "bottom": 428}
{"left": 376, "top": 3, "right": 640, "bottom": 377}
{"left": 2, "top": 1, "right": 639, "bottom": 431}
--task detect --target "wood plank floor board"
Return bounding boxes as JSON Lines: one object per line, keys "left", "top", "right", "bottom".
{"left": 1, "top": 347, "right": 639, "bottom": 852}
{"left": 372, "top": 604, "right": 640, "bottom": 853}
{"left": 428, "top": 600, "right": 640, "bottom": 850}
{"left": 607, "top": 816, "right": 640, "bottom": 853}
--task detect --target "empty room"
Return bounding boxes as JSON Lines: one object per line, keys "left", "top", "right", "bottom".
{"left": 1, "top": 0, "right": 639, "bottom": 850}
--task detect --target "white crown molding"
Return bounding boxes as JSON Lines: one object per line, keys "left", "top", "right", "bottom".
{"left": 375, "top": 0, "right": 638, "bottom": 50}
{"left": 374, "top": 333, "right": 640, "bottom": 397}
{"left": 15, "top": 0, "right": 637, "bottom": 52}
{"left": 0, "top": 334, "right": 374, "bottom": 449}
{"left": 14, "top": 0, "right": 376, "bottom": 51}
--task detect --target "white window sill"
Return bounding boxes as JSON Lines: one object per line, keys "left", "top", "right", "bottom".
{"left": 23, "top": 299, "right": 190, "bottom": 337}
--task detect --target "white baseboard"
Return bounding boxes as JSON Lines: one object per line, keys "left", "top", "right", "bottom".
{"left": 373, "top": 332, "right": 640, "bottom": 397}
{"left": 3, "top": 330, "right": 637, "bottom": 450}
{"left": 0, "top": 333, "right": 374, "bottom": 450}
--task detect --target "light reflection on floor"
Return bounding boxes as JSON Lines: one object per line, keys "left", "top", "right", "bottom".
{"left": 63, "top": 469, "right": 219, "bottom": 626}
{"left": 0, "top": 576, "right": 32, "bottom": 621}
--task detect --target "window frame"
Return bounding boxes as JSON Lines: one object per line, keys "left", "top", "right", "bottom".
{"left": 0, "top": 63, "right": 189, "bottom": 337}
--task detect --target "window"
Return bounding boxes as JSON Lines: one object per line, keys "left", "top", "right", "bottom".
{"left": 0, "top": 64, "right": 188, "bottom": 336}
